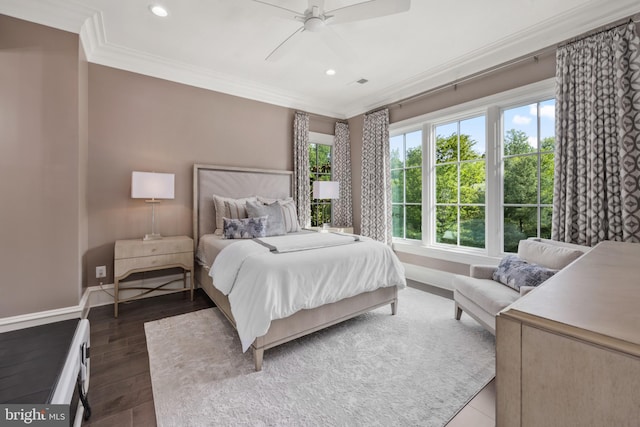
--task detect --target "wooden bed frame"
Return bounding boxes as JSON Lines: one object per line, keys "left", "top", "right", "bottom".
{"left": 192, "top": 164, "right": 398, "bottom": 371}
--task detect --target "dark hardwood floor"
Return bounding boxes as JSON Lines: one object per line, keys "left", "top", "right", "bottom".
{"left": 83, "top": 289, "right": 214, "bottom": 427}
{"left": 82, "top": 281, "right": 492, "bottom": 426}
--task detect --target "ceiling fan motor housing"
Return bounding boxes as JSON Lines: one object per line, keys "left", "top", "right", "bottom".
{"left": 304, "top": 16, "right": 325, "bottom": 32}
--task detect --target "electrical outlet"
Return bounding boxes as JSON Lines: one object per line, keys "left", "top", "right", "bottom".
{"left": 96, "top": 265, "right": 106, "bottom": 278}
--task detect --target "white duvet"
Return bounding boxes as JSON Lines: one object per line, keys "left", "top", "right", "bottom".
{"left": 209, "top": 233, "right": 406, "bottom": 352}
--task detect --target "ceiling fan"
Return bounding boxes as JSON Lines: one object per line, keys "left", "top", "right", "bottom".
{"left": 252, "top": 0, "right": 411, "bottom": 61}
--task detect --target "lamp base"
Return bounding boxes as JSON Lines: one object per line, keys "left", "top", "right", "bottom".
{"left": 143, "top": 233, "right": 163, "bottom": 241}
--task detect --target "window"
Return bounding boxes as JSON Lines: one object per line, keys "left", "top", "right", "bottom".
{"left": 391, "top": 130, "right": 422, "bottom": 239}
{"left": 434, "top": 116, "right": 486, "bottom": 249}
{"left": 309, "top": 142, "right": 332, "bottom": 226}
{"left": 502, "top": 100, "right": 555, "bottom": 252}
{"left": 390, "top": 79, "right": 555, "bottom": 258}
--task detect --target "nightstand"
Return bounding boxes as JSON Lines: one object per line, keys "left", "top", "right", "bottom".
{"left": 306, "top": 226, "right": 354, "bottom": 234}
{"left": 113, "top": 235, "right": 194, "bottom": 317}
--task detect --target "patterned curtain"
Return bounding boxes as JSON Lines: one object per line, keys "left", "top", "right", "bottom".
{"left": 332, "top": 121, "right": 353, "bottom": 227}
{"left": 553, "top": 22, "right": 640, "bottom": 245}
{"left": 293, "top": 111, "right": 310, "bottom": 228}
{"left": 361, "top": 109, "right": 392, "bottom": 243}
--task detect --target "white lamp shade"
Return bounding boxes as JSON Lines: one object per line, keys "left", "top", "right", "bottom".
{"left": 313, "top": 181, "right": 340, "bottom": 199}
{"left": 131, "top": 171, "right": 175, "bottom": 199}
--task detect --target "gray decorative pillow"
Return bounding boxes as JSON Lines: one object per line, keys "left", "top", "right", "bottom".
{"left": 246, "top": 201, "right": 286, "bottom": 236}
{"left": 257, "top": 197, "right": 301, "bottom": 232}
{"left": 222, "top": 216, "right": 267, "bottom": 239}
{"left": 493, "top": 255, "right": 557, "bottom": 291}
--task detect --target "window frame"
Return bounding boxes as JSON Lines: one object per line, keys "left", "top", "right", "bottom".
{"left": 500, "top": 101, "right": 556, "bottom": 252}
{"left": 390, "top": 78, "right": 555, "bottom": 263}
{"left": 430, "top": 113, "right": 487, "bottom": 250}
{"left": 309, "top": 132, "right": 334, "bottom": 227}
{"left": 391, "top": 130, "right": 423, "bottom": 240}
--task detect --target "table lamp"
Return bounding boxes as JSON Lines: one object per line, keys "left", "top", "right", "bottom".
{"left": 131, "top": 171, "right": 175, "bottom": 240}
{"left": 312, "top": 181, "right": 339, "bottom": 229}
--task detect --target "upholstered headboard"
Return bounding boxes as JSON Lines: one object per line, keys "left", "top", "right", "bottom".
{"left": 192, "top": 164, "right": 293, "bottom": 248}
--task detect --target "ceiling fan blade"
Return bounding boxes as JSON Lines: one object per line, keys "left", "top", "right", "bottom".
{"left": 326, "top": 0, "right": 410, "bottom": 24}
{"left": 265, "top": 26, "right": 305, "bottom": 62}
{"left": 252, "top": 0, "right": 303, "bottom": 19}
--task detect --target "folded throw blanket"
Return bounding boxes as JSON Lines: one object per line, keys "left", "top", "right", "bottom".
{"left": 255, "top": 232, "right": 359, "bottom": 253}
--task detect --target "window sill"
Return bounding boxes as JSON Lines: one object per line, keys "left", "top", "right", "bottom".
{"left": 392, "top": 240, "right": 502, "bottom": 266}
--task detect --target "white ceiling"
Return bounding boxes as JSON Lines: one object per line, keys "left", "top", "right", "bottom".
{"left": 2, "top": 0, "right": 639, "bottom": 118}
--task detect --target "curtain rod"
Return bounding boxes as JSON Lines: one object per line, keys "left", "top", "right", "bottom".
{"left": 365, "top": 13, "right": 640, "bottom": 116}
{"left": 558, "top": 15, "right": 640, "bottom": 48}
{"left": 365, "top": 46, "right": 554, "bottom": 115}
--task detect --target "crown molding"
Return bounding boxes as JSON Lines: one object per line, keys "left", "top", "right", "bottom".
{"left": 340, "top": 0, "right": 640, "bottom": 118}
{"left": 3, "top": 0, "right": 638, "bottom": 120}
{"left": 84, "top": 38, "right": 345, "bottom": 119}
{"left": 0, "top": 0, "right": 97, "bottom": 33}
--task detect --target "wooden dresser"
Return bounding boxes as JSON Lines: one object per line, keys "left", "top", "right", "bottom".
{"left": 496, "top": 241, "right": 640, "bottom": 426}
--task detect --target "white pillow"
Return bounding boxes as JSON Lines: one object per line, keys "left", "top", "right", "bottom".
{"left": 517, "top": 240, "right": 584, "bottom": 270}
{"left": 256, "top": 197, "right": 300, "bottom": 232}
{"left": 212, "top": 195, "right": 256, "bottom": 235}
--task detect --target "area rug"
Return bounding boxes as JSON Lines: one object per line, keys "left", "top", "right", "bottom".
{"left": 145, "top": 287, "right": 495, "bottom": 427}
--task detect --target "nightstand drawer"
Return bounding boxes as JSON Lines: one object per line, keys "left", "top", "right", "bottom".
{"left": 115, "top": 252, "right": 193, "bottom": 277}
{"left": 115, "top": 236, "right": 193, "bottom": 259}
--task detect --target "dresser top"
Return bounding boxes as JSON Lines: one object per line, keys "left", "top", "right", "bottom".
{"left": 0, "top": 319, "right": 79, "bottom": 403}
{"left": 504, "top": 241, "right": 640, "bottom": 350}
{"left": 115, "top": 235, "right": 192, "bottom": 246}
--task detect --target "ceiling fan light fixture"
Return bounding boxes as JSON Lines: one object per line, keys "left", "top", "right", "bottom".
{"left": 304, "top": 16, "right": 325, "bottom": 32}
{"left": 325, "top": 69, "right": 336, "bottom": 76}
{"left": 149, "top": 4, "right": 169, "bottom": 17}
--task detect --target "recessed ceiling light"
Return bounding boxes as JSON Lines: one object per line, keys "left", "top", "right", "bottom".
{"left": 325, "top": 69, "right": 336, "bottom": 76}
{"left": 150, "top": 5, "right": 169, "bottom": 17}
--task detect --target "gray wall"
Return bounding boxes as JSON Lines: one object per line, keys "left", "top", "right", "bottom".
{"left": 86, "top": 65, "right": 336, "bottom": 286}
{"left": 1, "top": 14, "right": 338, "bottom": 316}
{"left": 0, "top": 15, "right": 88, "bottom": 317}
{"left": 1, "top": 11, "right": 622, "bottom": 315}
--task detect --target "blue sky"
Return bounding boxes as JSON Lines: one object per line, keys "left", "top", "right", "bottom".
{"left": 502, "top": 99, "right": 555, "bottom": 148}
{"left": 435, "top": 99, "right": 555, "bottom": 156}
{"left": 391, "top": 98, "right": 555, "bottom": 160}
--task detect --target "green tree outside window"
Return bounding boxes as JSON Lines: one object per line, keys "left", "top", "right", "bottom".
{"left": 309, "top": 143, "right": 332, "bottom": 226}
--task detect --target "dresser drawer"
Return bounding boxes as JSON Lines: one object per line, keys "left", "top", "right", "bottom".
{"left": 115, "top": 252, "right": 193, "bottom": 277}
{"left": 115, "top": 236, "right": 192, "bottom": 259}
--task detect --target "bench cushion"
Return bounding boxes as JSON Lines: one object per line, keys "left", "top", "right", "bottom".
{"left": 518, "top": 240, "right": 584, "bottom": 270}
{"left": 453, "top": 275, "right": 520, "bottom": 316}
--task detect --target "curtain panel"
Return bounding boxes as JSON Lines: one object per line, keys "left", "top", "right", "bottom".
{"left": 332, "top": 122, "right": 353, "bottom": 227}
{"left": 553, "top": 22, "right": 640, "bottom": 246}
{"left": 361, "top": 109, "right": 392, "bottom": 244}
{"left": 293, "top": 111, "right": 311, "bottom": 228}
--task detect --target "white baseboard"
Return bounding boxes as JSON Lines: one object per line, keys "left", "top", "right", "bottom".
{"left": 0, "top": 273, "right": 191, "bottom": 333}
{"left": 403, "top": 263, "right": 456, "bottom": 291}
{"left": 0, "top": 305, "right": 85, "bottom": 333}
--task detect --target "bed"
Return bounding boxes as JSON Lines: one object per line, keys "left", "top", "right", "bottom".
{"left": 192, "top": 164, "right": 406, "bottom": 371}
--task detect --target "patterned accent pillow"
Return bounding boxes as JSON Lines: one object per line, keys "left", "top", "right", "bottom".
{"left": 222, "top": 216, "right": 267, "bottom": 239}
{"left": 212, "top": 195, "right": 257, "bottom": 235}
{"left": 246, "top": 201, "right": 286, "bottom": 236}
{"left": 256, "top": 197, "right": 301, "bottom": 232}
{"left": 492, "top": 255, "right": 558, "bottom": 291}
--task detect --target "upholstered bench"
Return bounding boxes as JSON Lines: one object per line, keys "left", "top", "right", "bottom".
{"left": 453, "top": 238, "right": 590, "bottom": 334}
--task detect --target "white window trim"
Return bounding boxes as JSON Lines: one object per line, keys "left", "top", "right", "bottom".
{"left": 309, "top": 132, "right": 334, "bottom": 226}
{"left": 390, "top": 78, "right": 554, "bottom": 264}
{"left": 309, "top": 131, "right": 333, "bottom": 146}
